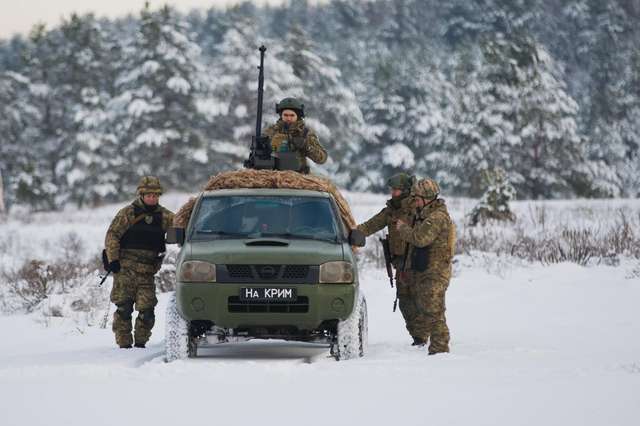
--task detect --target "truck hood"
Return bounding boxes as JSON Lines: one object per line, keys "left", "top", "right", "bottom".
{"left": 185, "top": 238, "right": 345, "bottom": 265}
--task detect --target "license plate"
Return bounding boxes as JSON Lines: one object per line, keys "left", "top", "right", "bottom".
{"left": 240, "top": 287, "right": 297, "bottom": 301}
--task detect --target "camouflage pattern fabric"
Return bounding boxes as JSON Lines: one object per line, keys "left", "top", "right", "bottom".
{"left": 357, "top": 195, "right": 420, "bottom": 338}
{"left": 136, "top": 175, "right": 163, "bottom": 196}
{"left": 105, "top": 198, "right": 175, "bottom": 347}
{"left": 411, "top": 178, "right": 440, "bottom": 200}
{"left": 110, "top": 258, "right": 158, "bottom": 346}
{"left": 397, "top": 198, "right": 456, "bottom": 354}
{"left": 264, "top": 119, "right": 327, "bottom": 170}
{"left": 105, "top": 198, "right": 174, "bottom": 263}
{"left": 395, "top": 273, "right": 421, "bottom": 338}
{"left": 402, "top": 273, "right": 450, "bottom": 354}
{"left": 357, "top": 196, "right": 415, "bottom": 266}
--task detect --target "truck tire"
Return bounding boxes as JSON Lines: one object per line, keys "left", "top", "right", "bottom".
{"left": 165, "top": 292, "right": 196, "bottom": 362}
{"left": 332, "top": 292, "right": 368, "bottom": 360}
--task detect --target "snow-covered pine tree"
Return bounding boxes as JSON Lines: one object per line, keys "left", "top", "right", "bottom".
{"left": 579, "top": 1, "right": 640, "bottom": 197}
{"left": 492, "top": 38, "right": 586, "bottom": 199}
{"left": 109, "top": 4, "right": 208, "bottom": 192}
{"left": 450, "top": 28, "right": 585, "bottom": 199}
{"left": 468, "top": 167, "right": 516, "bottom": 226}
{"left": 354, "top": 50, "right": 455, "bottom": 193}
{"left": 280, "top": 24, "right": 365, "bottom": 183}
{"left": 59, "top": 14, "right": 124, "bottom": 206}
{"left": 0, "top": 71, "right": 40, "bottom": 211}
{"left": 15, "top": 25, "right": 74, "bottom": 210}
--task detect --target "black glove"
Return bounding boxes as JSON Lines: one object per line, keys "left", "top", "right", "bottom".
{"left": 290, "top": 136, "right": 308, "bottom": 151}
{"left": 109, "top": 260, "right": 121, "bottom": 273}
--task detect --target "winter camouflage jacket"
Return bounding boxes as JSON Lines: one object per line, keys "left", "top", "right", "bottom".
{"left": 105, "top": 198, "right": 175, "bottom": 267}
{"left": 357, "top": 196, "right": 415, "bottom": 268}
{"left": 264, "top": 119, "right": 327, "bottom": 172}
{"left": 397, "top": 199, "right": 456, "bottom": 279}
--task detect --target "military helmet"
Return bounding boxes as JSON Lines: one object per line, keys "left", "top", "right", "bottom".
{"left": 387, "top": 173, "right": 416, "bottom": 193}
{"left": 136, "top": 176, "right": 163, "bottom": 196}
{"left": 276, "top": 97, "right": 304, "bottom": 118}
{"left": 411, "top": 178, "right": 440, "bottom": 200}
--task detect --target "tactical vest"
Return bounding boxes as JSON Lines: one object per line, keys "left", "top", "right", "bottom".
{"left": 120, "top": 205, "right": 166, "bottom": 253}
{"left": 409, "top": 201, "right": 456, "bottom": 273}
{"left": 270, "top": 124, "right": 311, "bottom": 173}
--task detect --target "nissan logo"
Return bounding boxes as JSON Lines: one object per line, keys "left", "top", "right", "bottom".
{"left": 259, "top": 266, "right": 277, "bottom": 279}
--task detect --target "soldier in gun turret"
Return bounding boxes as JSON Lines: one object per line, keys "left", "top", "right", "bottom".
{"left": 356, "top": 173, "right": 421, "bottom": 345}
{"left": 104, "top": 176, "right": 175, "bottom": 349}
{"left": 263, "top": 97, "right": 327, "bottom": 174}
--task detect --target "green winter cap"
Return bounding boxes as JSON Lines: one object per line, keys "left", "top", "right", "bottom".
{"left": 387, "top": 173, "right": 416, "bottom": 192}
{"left": 276, "top": 97, "right": 305, "bottom": 117}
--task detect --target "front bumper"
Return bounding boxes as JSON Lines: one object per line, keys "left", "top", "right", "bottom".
{"left": 176, "top": 282, "right": 356, "bottom": 330}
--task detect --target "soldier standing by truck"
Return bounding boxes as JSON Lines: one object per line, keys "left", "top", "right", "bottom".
{"left": 395, "top": 178, "right": 456, "bottom": 354}
{"left": 104, "top": 176, "right": 175, "bottom": 348}
{"left": 263, "top": 97, "right": 328, "bottom": 173}
{"left": 356, "top": 173, "right": 424, "bottom": 345}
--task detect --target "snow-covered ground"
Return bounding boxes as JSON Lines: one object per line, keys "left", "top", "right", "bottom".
{"left": 0, "top": 192, "right": 639, "bottom": 426}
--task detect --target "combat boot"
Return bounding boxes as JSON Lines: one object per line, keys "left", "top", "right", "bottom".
{"left": 115, "top": 333, "right": 133, "bottom": 349}
{"left": 134, "top": 342, "right": 146, "bottom": 348}
{"left": 411, "top": 337, "right": 427, "bottom": 347}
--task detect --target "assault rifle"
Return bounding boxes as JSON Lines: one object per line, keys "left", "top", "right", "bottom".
{"left": 379, "top": 234, "right": 394, "bottom": 289}
{"left": 243, "top": 45, "right": 302, "bottom": 171}
{"left": 380, "top": 234, "right": 397, "bottom": 312}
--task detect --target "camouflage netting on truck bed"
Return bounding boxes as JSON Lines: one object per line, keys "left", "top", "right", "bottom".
{"left": 173, "top": 169, "right": 356, "bottom": 231}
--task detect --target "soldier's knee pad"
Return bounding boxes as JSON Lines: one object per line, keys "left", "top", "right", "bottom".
{"left": 138, "top": 309, "right": 155, "bottom": 326}
{"left": 116, "top": 301, "right": 134, "bottom": 320}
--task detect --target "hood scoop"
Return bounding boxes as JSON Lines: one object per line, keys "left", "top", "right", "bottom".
{"left": 244, "top": 238, "right": 290, "bottom": 247}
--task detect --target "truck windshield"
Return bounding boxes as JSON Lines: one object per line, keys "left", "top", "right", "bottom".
{"left": 191, "top": 195, "right": 341, "bottom": 242}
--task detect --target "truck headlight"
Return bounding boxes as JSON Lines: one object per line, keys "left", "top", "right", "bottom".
{"left": 319, "top": 261, "right": 354, "bottom": 284}
{"left": 179, "top": 261, "right": 216, "bottom": 282}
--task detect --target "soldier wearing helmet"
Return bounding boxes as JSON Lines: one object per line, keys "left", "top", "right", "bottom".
{"left": 104, "top": 176, "right": 175, "bottom": 349}
{"left": 263, "top": 97, "right": 327, "bottom": 173}
{"left": 395, "top": 178, "right": 456, "bottom": 355}
{"left": 356, "top": 173, "right": 421, "bottom": 343}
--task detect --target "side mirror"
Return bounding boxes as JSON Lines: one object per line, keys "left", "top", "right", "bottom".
{"left": 348, "top": 229, "right": 366, "bottom": 247}
{"left": 166, "top": 227, "right": 185, "bottom": 246}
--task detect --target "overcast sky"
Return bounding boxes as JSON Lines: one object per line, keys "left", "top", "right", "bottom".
{"left": 0, "top": 0, "right": 294, "bottom": 39}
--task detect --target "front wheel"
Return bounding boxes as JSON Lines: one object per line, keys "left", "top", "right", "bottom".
{"left": 332, "top": 292, "right": 368, "bottom": 361}
{"left": 165, "top": 292, "right": 196, "bottom": 362}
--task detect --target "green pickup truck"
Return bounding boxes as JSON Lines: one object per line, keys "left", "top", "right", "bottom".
{"left": 165, "top": 187, "right": 367, "bottom": 361}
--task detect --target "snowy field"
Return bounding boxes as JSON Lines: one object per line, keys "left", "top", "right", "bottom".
{"left": 0, "top": 192, "right": 639, "bottom": 426}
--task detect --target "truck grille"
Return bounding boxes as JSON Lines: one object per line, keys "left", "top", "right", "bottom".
{"left": 218, "top": 265, "right": 317, "bottom": 284}
{"left": 227, "top": 296, "right": 309, "bottom": 313}
{"left": 227, "top": 265, "right": 254, "bottom": 278}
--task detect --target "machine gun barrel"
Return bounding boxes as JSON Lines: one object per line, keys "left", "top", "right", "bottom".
{"left": 244, "top": 45, "right": 274, "bottom": 170}
{"left": 255, "top": 45, "right": 266, "bottom": 138}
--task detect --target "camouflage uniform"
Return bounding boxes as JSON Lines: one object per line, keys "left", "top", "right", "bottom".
{"left": 357, "top": 174, "right": 420, "bottom": 340}
{"left": 264, "top": 119, "right": 327, "bottom": 173}
{"left": 104, "top": 177, "right": 175, "bottom": 348}
{"left": 397, "top": 179, "right": 456, "bottom": 355}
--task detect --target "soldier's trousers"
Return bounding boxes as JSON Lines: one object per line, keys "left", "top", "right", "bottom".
{"left": 395, "top": 272, "right": 420, "bottom": 339}
{"left": 110, "top": 259, "right": 158, "bottom": 347}
{"left": 403, "top": 271, "right": 450, "bottom": 354}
